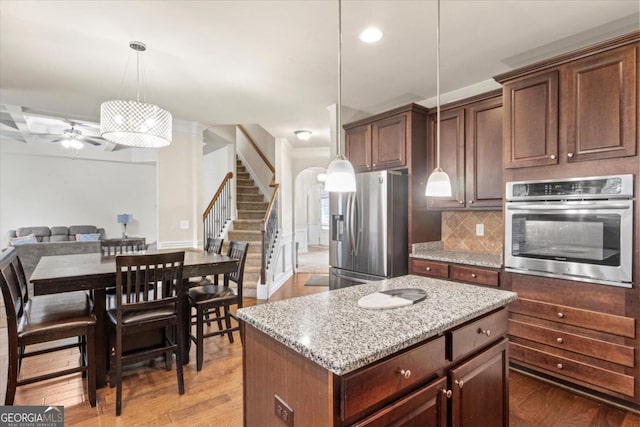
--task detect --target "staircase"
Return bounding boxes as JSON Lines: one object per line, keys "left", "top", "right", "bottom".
{"left": 227, "top": 158, "right": 265, "bottom": 297}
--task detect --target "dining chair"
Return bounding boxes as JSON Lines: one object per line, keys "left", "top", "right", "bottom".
{"left": 0, "top": 247, "right": 96, "bottom": 407}
{"left": 100, "top": 237, "right": 147, "bottom": 257}
{"left": 108, "top": 251, "right": 185, "bottom": 416}
{"left": 188, "top": 241, "right": 248, "bottom": 371}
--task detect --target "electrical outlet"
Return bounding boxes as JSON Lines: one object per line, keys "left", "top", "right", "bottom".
{"left": 275, "top": 395, "right": 294, "bottom": 426}
{"left": 179, "top": 220, "right": 189, "bottom": 230}
{"left": 476, "top": 223, "right": 484, "bottom": 236}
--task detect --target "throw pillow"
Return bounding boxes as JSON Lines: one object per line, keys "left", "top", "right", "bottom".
{"left": 9, "top": 233, "right": 38, "bottom": 246}
{"left": 75, "top": 233, "right": 101, "bottom": 242}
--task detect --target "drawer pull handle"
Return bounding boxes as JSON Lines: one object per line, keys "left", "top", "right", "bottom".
{"left": 426, "top": 267, "right": 431, "bottom": 271}
{"left": 442, "top": 389, "right": 452, "bottom": 398}
{"left": 455, "top": 380, "right": 464, "bottom": 389}
{"left": 556, "top": 363, "right": 563, "bottom": 370}
{"left": 478, "top": 328, "right": 491, "bottom": 337}
{"left": 557, "top": 312, "right": 564, "bottom": 318}
{"left": 399, "top": 369, "right": 412, "bottom": 379}
{"left": 556, "top": 337, "right": 564, "bottom": 344}
{"left": 471, "top": 273, "right": 477, "bottom": 278}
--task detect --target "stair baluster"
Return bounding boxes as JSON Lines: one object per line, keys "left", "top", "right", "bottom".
{"left": 203, "top": 172, "right": 234, "bottom": 246}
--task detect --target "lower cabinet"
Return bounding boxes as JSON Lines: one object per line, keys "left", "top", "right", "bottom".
{"left": 342, "top": 311, "right": 509, "bottom": 427}
{"left": 410, "top": 258, "right": 500, "bottom": 288}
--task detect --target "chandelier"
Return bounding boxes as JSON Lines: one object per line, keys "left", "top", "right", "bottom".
{"left": 100, "top": 41, "right": 172, "bottom": 148}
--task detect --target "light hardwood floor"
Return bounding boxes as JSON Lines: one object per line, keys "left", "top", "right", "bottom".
{"left": 1, "top": 273, "right": 638, "bottom": 426}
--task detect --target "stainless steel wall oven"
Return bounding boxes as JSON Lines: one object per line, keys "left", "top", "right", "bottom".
{"left": 505, "top": 175, "right": 634, "bottom": 288}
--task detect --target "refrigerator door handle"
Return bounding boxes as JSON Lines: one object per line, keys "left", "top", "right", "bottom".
{"left": 352, "top": 193, "right": 360, "bottom": 254}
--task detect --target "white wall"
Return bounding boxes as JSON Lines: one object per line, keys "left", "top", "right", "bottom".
{"left": 203, "top": 144, "right": 235, "bottom": 206}
{"left": 236, "top": 125, "right": 274, "bottom": 195}
{"left": 0, "top": 142, "right": 157, "bottom": 246}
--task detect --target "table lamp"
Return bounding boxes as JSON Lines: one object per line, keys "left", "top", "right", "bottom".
{"left": 117, "top": 214, "right": 133, "bottom": 238}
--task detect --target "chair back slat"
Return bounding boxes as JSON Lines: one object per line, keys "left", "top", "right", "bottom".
{"left": 101, "top": 238, "right": 147, "bottom": 257}
{"left": 0, "top": 248, "right": 23, "bottom": 334}
{"left": 115, "top": 252, "right": 185, "bottom": 317}
{"left": 206, "top": 238, "right": 224, "bottom": 254}
{"left": 224, "top": 241, "right": 249, "bottom": 304}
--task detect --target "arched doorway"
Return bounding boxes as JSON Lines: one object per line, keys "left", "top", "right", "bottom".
{"left": 293, "top": 167, "right": 329, "bottom": 274}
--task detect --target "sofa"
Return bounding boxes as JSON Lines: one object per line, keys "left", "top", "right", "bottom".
{"left": 7, "top": 225, "right": 106, "bottom": 281}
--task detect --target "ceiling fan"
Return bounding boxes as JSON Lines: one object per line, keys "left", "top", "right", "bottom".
{"left": 51, "top": 124, "right": 103, "bottom": 149}
{"left": 24, "top": 116, "right": 105, "bottom": 149}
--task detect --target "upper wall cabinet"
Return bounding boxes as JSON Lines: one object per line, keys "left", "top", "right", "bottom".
{"left": 497, "top": 35, "right": 638, "bottom": 169}
{"left": 345, "top": 113, "right": 407, "bottom": 172}
{"left": 427, "top": 92, "right": 503, "bottom": 210}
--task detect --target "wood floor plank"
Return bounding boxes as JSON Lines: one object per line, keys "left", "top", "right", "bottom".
{"left": 1, "top": 272, "right": 639, "bottom": 426}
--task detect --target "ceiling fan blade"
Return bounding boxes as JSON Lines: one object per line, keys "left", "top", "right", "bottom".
{"left": 79, "top": 136, "right": 104, "bottom": 146}
{"left": 50, "top": 137, "right": 66, "bottom": 143}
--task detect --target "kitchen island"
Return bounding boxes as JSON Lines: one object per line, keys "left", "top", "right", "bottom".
{"left": 238, "top": 275, "right": 517, "bottom": 427}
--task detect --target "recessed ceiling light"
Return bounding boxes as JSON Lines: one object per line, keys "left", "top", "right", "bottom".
{"left": 359, "top": 27, "right": 383, "bottom": 43}
{"left": 294, "top": 130, "right": 312, "bottom": 141}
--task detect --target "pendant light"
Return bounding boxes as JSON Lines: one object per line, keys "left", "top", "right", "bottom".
{"left": 425, "top": 0, "right": 452, "bottom": 197}
{"left": 325, "top": 0, "right": 356, "bottom": 193}
{"left": 100, "top": 41, "right": 172, "bottom": 148}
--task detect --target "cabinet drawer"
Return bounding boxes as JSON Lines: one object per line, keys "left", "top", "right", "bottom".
{"left": 510, "top": 342, "right": 635, "bottom": 397}
{"left": 353, "top": 377, "right": 447, "bottom": 427}
{"left": 449, "top": 309, "right": 507, "bottom": 362}
{"left": 450, "top": 265, "right": 499, "bottom": 287}
{"left": 510, "top": 298, "right": 635, "bottom": 338}
{"left": 410, "top": 259, "right": 449, "bottom": 279}
{"left": 341, "top": 336, "right": 446, "bottom": 422}
{"left": 508, "top": 319, "right": 635, "bottom": 367}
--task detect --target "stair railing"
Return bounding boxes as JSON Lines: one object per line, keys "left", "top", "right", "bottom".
{"left": 203, "top": 172, "right": 233, "bottom": 247}
{"left": 237, "top": 125, "right": 279, "bottom": 284}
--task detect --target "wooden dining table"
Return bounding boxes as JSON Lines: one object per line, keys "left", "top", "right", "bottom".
{"left": 29, "top": 249, "right": 239, "bottom": 387}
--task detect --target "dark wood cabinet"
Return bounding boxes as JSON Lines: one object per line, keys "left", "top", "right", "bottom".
{"left": 503, "top": 70, "right": 559, "bottom": 169}
{"left": 465, "top": 97, "right": 503, "bottom": 207}
{"left": 410, "top": 258, "right": 500, "bottom": 288}
{"left": 498, "top": 40, "right": 638, "bottom": 170}
{"left": 345, "top": 124, "right": 372, "bottom": 172}
{"left": 449, "top": 339, "right": 509, "bottom": 427}
{"left": 345, "top": 113, "right": 408, "bottom": 172}
{"left": 562, "top": 44, "right": 637, "bottom": 162}
{"left": 427, "top": 91, "right": 503, "bottom": 210}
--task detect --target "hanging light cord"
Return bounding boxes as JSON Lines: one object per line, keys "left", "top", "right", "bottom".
{"left": 436, "top": 0, "right": 441, "bottom": 170}
{"left": 337, "top": 0, "right": 343, "bottom": 158}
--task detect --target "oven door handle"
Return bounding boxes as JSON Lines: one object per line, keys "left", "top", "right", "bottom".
{"left": 507, "top": 202, "right": 631, "bottom": 211}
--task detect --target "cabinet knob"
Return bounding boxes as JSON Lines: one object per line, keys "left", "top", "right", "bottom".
{"left": 550, "top": 154, "right": 556, "bottom": 160}
{"left": 556, "top": 363, "right": 563, "bottom": 370}
{"left": 372, "top": 163, "right": 376, "bottom": 167}
{"left": 567, "top": 153, "right": 574, "bottom": 158}
{"left": 557, "top": 337, "right": 564, "bottom": 344}
{"left": 471, "top": 273, "right": 477, "bottom": 278}
{"left": 399, "top": 369, "right": 412, "bottom": 379}
{"left": 479, "top": 328, "right": 491, "bottom": 337}
{"left": 442, "top": 389, "right": 452, "bottom": 398}
{"left": 468, "top": 200, "right": 474, "bottom": 204}
{"left": 426, "top": 267, "right": 431, "bottom": 271}
{"left": 455, "top": 380, "right": 464, "bottom": 389}
{"left": 557, "top": 312, "right": 564, "bottom": 318}
{"left": 459, "top": 200, "right": 464, "bottom": 204}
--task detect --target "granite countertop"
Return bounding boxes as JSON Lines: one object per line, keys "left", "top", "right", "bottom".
{"left": 237, "top": 275, "right": 517, "bottom": 376}
{"left": 411, "top": 241, "right": 503, "bottom": 268}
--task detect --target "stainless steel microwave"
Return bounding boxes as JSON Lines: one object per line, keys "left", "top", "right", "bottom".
{"left": 504, "top": 175, "right": 633, "bottom": 288}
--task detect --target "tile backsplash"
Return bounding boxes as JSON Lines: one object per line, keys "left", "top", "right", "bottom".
{"left": 441, "top": 211, "right": 503, "bottom": 255}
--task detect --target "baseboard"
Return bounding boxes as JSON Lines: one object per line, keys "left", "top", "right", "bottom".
{"left": 263, "top": 270, "right": 293, "bottom": 300}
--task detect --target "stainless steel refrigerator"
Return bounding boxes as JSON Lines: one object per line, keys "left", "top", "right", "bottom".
{"left": 329, "top": 170, "right": 408, "bottom": 289}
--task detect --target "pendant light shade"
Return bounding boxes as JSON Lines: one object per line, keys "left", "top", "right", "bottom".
{"left": 100, "top": 41, "right": 172, "bottom": 148}
{"left": 325, "top": 0, "right": 356, "bottom": 193}
{"left": 425, "top": 0, "right": 452, "bottom": 197}
{"left": 325, "top": 156, "right": 356, "bottom": 192}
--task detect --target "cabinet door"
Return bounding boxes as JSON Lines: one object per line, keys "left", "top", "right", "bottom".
{"left": 427, "top": 109, "right": 465, "bottom": 209}
{"left": 354, "top": 377, "right": 447, "bottom": 427}
{"left": 345, "top": 124, "right": 372, "bottom": 172}
{"left": 562, "top": 45, "right": 637, "bottom": 162}
{"left": 503, "top": 70, "right": 559, "bottom": 168}
{"left": 450, "top": 338, "right": 508, "bottom": 427}
{"left": 466, "top": 97, "right": 503, "bottom": 208}
{"left": 371, "top": 113, "right": 407, "bottom": 170}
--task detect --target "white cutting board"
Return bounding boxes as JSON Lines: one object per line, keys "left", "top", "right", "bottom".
{"left": 357, "top": 288, "right": 427, "bottom": 310}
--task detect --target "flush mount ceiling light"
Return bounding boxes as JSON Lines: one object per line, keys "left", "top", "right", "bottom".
{"left": 425, "top": 0, "right": 452, "bottom": 197}
{"left": 359, "top": 27, "right": 383, "bottom": 43}
{"left": 294, "top": 130, "right": 312, "bottom": 141}
{"left": 100, "top": 41, "right": 172, "bottom": 148}
{"left": 325, "top": 0, "right": 356, "bottom": 193}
